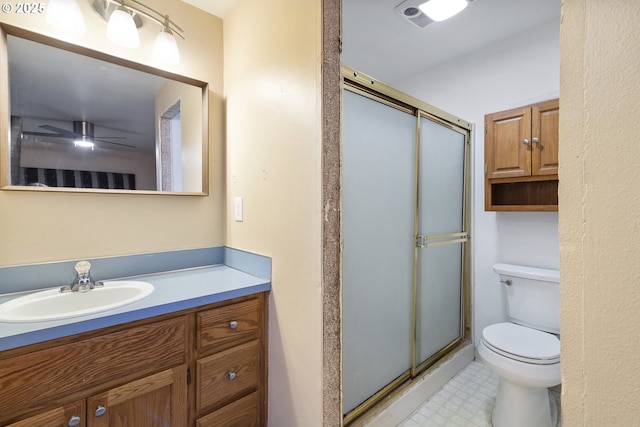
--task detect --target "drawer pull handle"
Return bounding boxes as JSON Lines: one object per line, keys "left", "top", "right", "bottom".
{"left": 95, "top": 405, "right": 107, "bottom": 417}
{"left": 229, "top": 372, "right": 237, "bottom": 381}
{"left": 229, "top": 321, "right": 238, "bottom": 329}
{"left": 68, "top": 415, "right": 81, "bottom": 427}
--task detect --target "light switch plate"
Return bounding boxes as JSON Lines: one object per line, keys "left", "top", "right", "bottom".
{"left": 234, "top": 196, "right": 243, "bottom": 221}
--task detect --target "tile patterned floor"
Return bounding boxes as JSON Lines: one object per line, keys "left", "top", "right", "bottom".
{"left": 399, "top": 361, "right": 562, "bottom": 427}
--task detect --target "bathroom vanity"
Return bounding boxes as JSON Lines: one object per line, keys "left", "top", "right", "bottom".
{"left": 0, "top": 293, "right": 267, "bottom": 426}
{"left": 0, "top": 256, "right": 270, "bottom": 427}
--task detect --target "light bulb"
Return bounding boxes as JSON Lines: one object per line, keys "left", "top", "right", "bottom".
{"left": 74, "top": 138, "right": 95, "bottom": 149}
{"left": 46, "top": 0, "right": 86, "bottom": 34}
{"left": 153, "top": 28, "right": 180, "bottom": 66}
{"left": 106, "top": 7, "right": 140, "bottom": 48}
{"left": 419, "top": 0, "right": 468, "bottom": 22}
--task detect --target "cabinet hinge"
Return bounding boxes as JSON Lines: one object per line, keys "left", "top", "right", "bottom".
{"left": 187, "top": 367, "right": 191, "bottom": 386}
{"left": 484, "top": 122, "right": 487, "bottom": 134}
{"left": 485, "top": 164, "right": 488, "bottom": 175}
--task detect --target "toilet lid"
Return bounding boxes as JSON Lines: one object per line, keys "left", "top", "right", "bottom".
{"left": 482, "top": 323, "right": 560, "bottom": 365}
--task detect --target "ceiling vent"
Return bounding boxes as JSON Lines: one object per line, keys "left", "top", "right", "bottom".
{"left": 395, "top": 0, "right": 433, "bottom": 28}
{"left": 395, "top": 0, "right": 474, "bottom": 28}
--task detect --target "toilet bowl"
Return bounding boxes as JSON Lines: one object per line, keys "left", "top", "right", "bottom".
{"left": 478, "top": 264, "right": 561, "bottom": 427}
{"left": 478, "top": 322, "right": 560, "bottom": 427}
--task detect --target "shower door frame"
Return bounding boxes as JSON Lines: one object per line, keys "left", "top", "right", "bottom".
{"left": 342, "top": 66, "right": 472, "bottom": 424}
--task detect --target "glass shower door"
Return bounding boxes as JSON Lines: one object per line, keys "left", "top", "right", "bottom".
{"left": 342, "top": 89, "right": 416, "bottom": 415}
{"left": 414, "top": 115, "right": 468, "bottom": 369}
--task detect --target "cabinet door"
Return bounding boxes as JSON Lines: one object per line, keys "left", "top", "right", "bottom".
{"left": 485, "top": 106, "right": 531, "bottom": 179}
{"left": 6, "top": 400, "right": 86, "bottom": 427}
{"left": 87, "top": 366, "right": 187, "bottom": 427}
{"left": 531, "top": 98, "right": 559, "bottom": 176}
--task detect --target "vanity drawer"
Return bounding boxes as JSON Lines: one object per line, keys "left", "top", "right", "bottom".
{"left": 197, "top": 340, "right": 258, "bottom": 413}
{"left": 197, "top": 298, "right": 259, "bottom": 353}
{"left": 195, "top": 391, "right": 258, "bottom": 427}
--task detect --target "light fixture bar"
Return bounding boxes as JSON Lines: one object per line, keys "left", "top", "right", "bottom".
{"left": 128, "top": 0, "right": 184, "bottom": 34}
{"left": 98, "top": 0, "right": 184, "bottom": 39}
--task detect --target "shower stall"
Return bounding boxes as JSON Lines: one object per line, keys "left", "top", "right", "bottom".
{"left": 342, "top": 67, "right": 472, "bottom": 423}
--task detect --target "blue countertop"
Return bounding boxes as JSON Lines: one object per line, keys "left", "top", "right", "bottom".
{"left": 0, "top": 264, "right": 271, "bottom": 352}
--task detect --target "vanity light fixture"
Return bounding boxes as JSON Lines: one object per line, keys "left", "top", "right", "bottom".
{"left": 46, "top": 0, "right": 86, "bottom": 34}
{"left": 418, "top": 0, "right": 468, "bottom": 22}
{"left": 91, "top": 0, "right": 184, "bottom": 64}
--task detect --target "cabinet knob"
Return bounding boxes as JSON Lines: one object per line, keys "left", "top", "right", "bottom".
{"left": 94, "top": 405, "right": 107, "bottom": 417}
{"left": 523, "top": 138, "right": 530, "bottom": 145}
{"left": 229, "top": 320, "right": 238, "bottom": 329}
{"left": 532, "top": 137, "right": 539, "bottom": 143}
{"left": 68, "top": 415, "right": 81, "bottom": 427}
{"left": 229, "top": 372, "right": 237, "bottom": 381}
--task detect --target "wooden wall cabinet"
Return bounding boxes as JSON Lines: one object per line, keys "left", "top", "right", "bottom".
{"left": 0, "top": 293, "right": 268, "bottom": 427}
{"left": 484, "top": 98, "right": 559, "bottom": 211}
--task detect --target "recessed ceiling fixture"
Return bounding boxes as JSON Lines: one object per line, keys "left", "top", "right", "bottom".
{"left": 419, "top": 0, "right": 468, "bottom": 22}
{"left": 395, "top": 0, "right": 473, "bottom": 28}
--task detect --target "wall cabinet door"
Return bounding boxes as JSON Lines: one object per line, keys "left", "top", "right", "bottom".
{"left": 531, "top": 99, "right": 559, "bottom": 176}
{"left": 87, "top": 366, "right": 187, "bottom": 427}
{"left": 485, "top": 98, "right": 559, "bottom": 179}
{"left": 485, "top": 105, "right": 531, "bottom": 179}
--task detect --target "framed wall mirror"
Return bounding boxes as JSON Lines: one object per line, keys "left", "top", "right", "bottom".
{"left": 0, "top": 24, "right": 209, "bottom": 195}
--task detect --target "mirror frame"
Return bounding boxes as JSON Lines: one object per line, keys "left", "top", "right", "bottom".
{"left": 0, "top": 23, "right": 209, "bottom": 196}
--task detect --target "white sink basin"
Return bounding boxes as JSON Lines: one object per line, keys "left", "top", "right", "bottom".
{"left": 0, "top": 281, "right": 154, "bottom": 323}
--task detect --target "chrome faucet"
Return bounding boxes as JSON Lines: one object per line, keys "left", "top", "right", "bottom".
{"left": 60, "top": 261, "right": 104, "bottom": 293}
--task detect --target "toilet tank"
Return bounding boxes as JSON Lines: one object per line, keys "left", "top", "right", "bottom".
{"left": 494, "top": 263, "right": 560, "bottom": 334}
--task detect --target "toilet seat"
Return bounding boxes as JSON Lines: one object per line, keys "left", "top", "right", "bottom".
{"left": 482, "top": 323, "right": 560, "bottom": 365}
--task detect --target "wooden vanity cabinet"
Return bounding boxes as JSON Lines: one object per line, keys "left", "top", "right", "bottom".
{"left": 484, "top": 98, "right": 559, "bottom": 211}
{"left": 0, "top": 292, "right": 268, "bottom": 427}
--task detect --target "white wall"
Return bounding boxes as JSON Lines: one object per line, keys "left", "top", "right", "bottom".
{"left": 394, "top": 20, "right": 560, "bottom": 342}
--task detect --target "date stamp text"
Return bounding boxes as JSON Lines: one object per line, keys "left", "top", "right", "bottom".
{"left": 1, "top": 3, "right": 46, "bottom": 14}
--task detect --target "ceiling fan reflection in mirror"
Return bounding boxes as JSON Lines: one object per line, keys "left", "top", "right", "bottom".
{"left": 21, "top": 120, "right": 135, "bottom": 150}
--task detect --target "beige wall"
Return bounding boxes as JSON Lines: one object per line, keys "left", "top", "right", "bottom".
{"left": 559, "top": 0, "right": 640, "bottom": 425}
{"left": 0, "top": 0, "right": 224, "bottom": 266}
{"left": 224, "top": 0, "right": 324, "bottom": 424}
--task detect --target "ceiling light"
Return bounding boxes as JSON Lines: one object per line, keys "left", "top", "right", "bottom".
{"left": 46, "top": 0, "right": 86, "bottom": 34}
{"left": 106, "top": 5, "right": 140, "bottom": 48}
{"left": 73, "top": 121, "right": 95, "bottom": 149}
{"left": 419, "top": 0, "right": 468, "bottom": 22}
{"left": 74, "top": 137, "right": 95, "bottom": 149}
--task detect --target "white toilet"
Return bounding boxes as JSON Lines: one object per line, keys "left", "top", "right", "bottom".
{"left": 477, "top": 263, "right": 561, "bottom": 427}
